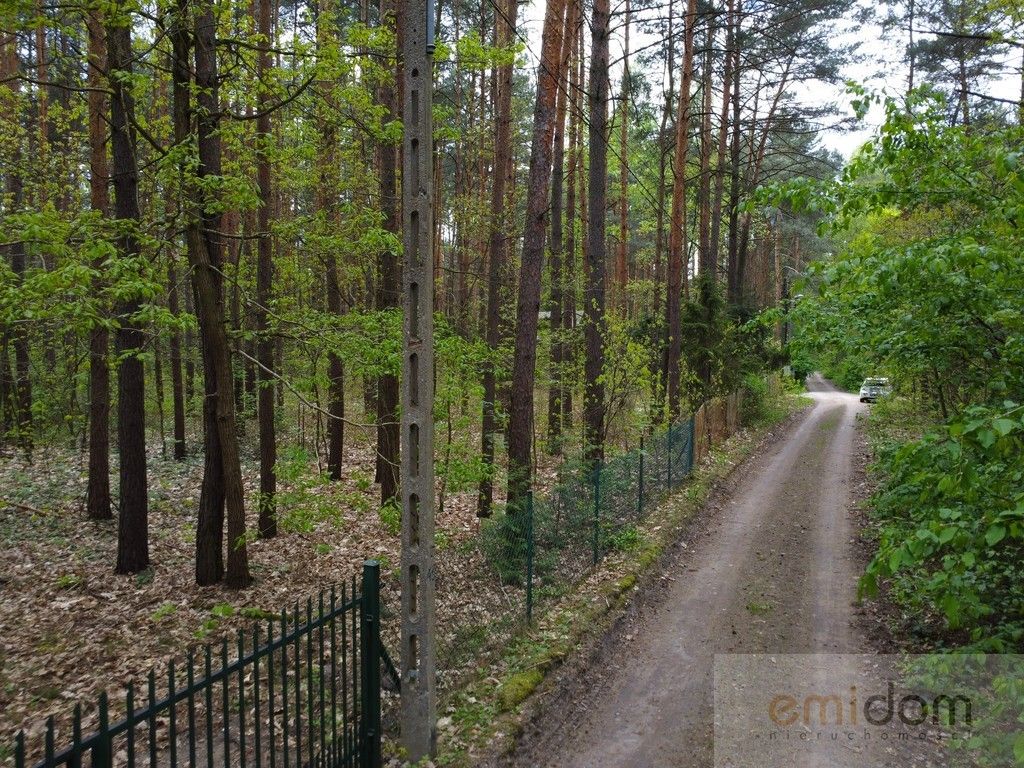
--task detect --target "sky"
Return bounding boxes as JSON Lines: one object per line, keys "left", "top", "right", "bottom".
{"left": 515, "top": 0, "right": 1023, "bottom": 162}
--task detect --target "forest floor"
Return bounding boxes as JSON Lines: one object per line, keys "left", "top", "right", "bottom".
{"left": 505, "top": 376, "right": 948, "bottom": 768}
{"left": 0, "top": 417, "right": 567, "bottom": 756}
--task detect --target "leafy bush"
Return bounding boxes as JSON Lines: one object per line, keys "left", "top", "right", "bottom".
{"left": 861, "top": 402, "right": 1024, "bottom": 651}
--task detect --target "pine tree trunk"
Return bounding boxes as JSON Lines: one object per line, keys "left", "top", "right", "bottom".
{"left": 169, "top": 0, "right": 223, "bottom": 584}
{"left": 616, "top": 0, "right": 630, "bottom": 309}
{"left": 665, "top": 0, "right": 698, "bottom": 418}
{"left": 477, "top": 0, "right": 519, "bottom": 517}
{"left": 726, "top": 0, "right": 742, "bottom": 303}
{"left": 545, "top": 0, "right": 576, "bottom": 453}
{"left": 697, "top": 25, "right": 714, "bottom": 278}
{"left": 107, "top": 10, "right": 149, "bottom": 575}
{"left": 710, "top": 0, "right": 735, "bottom": 276}
{"left": 256, "top": 0, "right": 278, "bottom": 535}
{"left": 584, "top": 0, "right": 610, "bottom": 462}
{"left": 506, "top": 0, "right": 569, "bottom": 509}
{"left": 562, "top": 5, "right": 581, "bottom": 432}
{"left": 375, "top": 0, "right": 400, "bottom": 506}
{"left": 85, "top": 5, "right": 112, "bottom": 519}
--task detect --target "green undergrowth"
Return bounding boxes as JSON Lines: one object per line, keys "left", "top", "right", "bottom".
{"left": 426, "top": 392, "right": 808, "bottom": 767}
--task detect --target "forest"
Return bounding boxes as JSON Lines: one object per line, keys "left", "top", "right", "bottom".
{"left": 0, "top": 0, "right": 845, "bottom": 585}
{"left": 1, "top": 0, "right": 1023, "bottom": 762}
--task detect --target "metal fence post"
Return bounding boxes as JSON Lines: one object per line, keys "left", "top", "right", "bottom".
{"left": 360, "top": 561, "right": 382, "bottom": 768}
{"left": 90, "top": 691, "right": 111, "bottom": 768}
{"left": 686, "top": 416, "right": 696, "bottom": 474}
{"left": 637, "top": 433, "right": 645, "bottom": 515}
{"left": 526, "top": 490, "right": 535, "bottom": 624}
{"left": 667, "top": 424, "right": 673, "bottom": 489}
{"left": 592, "top": 464, "right": 602, "bottom": 565}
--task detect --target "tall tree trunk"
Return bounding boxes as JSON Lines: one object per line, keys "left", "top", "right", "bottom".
{"left": 1, "top": 32, "right": 32, "bottom": 454}
{"left": 193, "top": 0, "right": 251, "bottom": 588}
{"left": 375, "top": 0, "right": 400, "bottom": 506}
{"left": 734, "top": 49, "right": 795, "bottom": 296}
{"left": 85, "top": 5, "right": 112, "bottom": 519}
{"left": 546, "top": 0, "right": 576, "bottom": 453}
{"left": 170, "top": 0, "right": 222, "bottom": 583}
{"left": 726, "top": 0, "right": 742, "bottom": 303}
{"left": 616, "top": 0, "right": 630, "bottom": 309}
{"left": 107, "top": 9, "right": 148, "bottom": 575}
{"left": 256, "top": 0, "right": 277, "bottom": 534}
{"left": 167, "top": 252, "right": 187, "bottom": 459}
{"left": 477, "top": 0, "right": 520, "bottom": 517}
{"left": 652, "top": 0, "right": 673, "bottom": 420}
{"left": 709, "top": 0, "right": 734, "bottom": 277}
{"left": 584, "top": 0, "right": 610, "bottom": 462}
{"left": 319, "top": 0, "right": 345, "bottom": 482}
{"left": 907, "top": 0, "right": 915, "bottom": 94}
{"left": 696, "top": 22, "right": 714, "bottom": 278}
{"left": 665, "top": 0, "right": 698, "bottom": 418}
{"left": 506, "top": 0, "right": 569, "bottom": 508}
{"left": 562, "top": 3, "right": 582, "bottom": 432}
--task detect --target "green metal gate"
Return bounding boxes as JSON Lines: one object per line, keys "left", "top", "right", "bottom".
{"left": 9, "top": 561, "right": 390, "bottom": 768}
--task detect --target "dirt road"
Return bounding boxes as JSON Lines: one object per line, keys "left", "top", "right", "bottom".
{"left": 513, "top": 376, "right": 880, "bottom": 768}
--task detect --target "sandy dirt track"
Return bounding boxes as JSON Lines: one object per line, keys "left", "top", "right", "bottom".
{"left": 507, "top": 376, "right": 920, "bottom": 768}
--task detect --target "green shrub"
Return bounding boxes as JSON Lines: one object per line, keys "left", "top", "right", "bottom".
{"left": 861, "top": 402, "right": 1024, "bottom": 651}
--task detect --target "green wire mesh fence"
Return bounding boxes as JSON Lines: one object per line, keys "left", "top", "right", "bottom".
{"left": 447, "top": 388, "right": 744, "bottom": 682}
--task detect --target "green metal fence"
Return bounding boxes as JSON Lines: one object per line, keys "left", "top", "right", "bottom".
{"left": 9, "top": 562, "right": 392, "bottom": 768}
{"left": 478, "top": 416, "right": 696, "bottom": 625}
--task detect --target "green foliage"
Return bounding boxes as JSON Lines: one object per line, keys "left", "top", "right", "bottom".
{"left": 150, "top": 602, "right": 177, "bottom": 622}
{"left": 54, "top": 573, "right": 83, "bottom": 590}
{"left": 784, "top": 90, "right": 1024, "bottom": 413}
{"left": 680, "top": 275, "right": 784, "bottom": 410}
{"left": 378, "top": 500, "right": 401, "bottom": 537}
{"left": 862, "top": 402, "right": 1024, "bottom": 649}
{"left": 604, "top": 524, "right": 643, "bottom": 553}
{"left": 782, "top": 89, "right": 1024, "bottom": 670}
{"left": 270, "top": 446, "right": 341, "bottom": 535}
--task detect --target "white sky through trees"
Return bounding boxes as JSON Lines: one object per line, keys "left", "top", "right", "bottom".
{"left": 516, "top": 0, "right": 1022, "bottom": 161}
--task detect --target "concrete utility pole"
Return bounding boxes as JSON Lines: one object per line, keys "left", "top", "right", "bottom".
{"left": 399, "top": 0, "right": 437, "bottom": 759}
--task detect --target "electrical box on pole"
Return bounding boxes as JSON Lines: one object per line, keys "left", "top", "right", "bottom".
{"left": 400, "top": 0, "right": 437, "bottom": 759}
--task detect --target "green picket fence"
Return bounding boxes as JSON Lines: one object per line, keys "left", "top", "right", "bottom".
{"left": 8, "top": 562, "right": 393, "bottom": 768}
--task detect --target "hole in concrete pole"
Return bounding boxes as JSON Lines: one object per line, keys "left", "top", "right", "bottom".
{"left": 409, "top": 493, "right": 420, "bottom": 546}
{"left": 410, "top": 423, "right": 420, "bottom": 477}
{"left": 409, "top": 634, "right": 419, "bottom": 670}
{"left": 409, "top": 564, "right": 419, "bottom": 616}
{"left": 411, "top": 138, "right": 420, "bottom": 190}
{"left": 410, "top": 210, "right": 420, "bottom": 266}
{"left": 410, "top": 282, "right": 419, "bottom": 339}
{"left": 409, "top": 353, "right": 419, "bottom": 405}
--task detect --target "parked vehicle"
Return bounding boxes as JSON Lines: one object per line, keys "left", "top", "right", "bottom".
{"left": 859, "top": 377, "right": 892, "bottom": 403}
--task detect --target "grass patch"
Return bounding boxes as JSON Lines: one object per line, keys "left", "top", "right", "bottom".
{"left": 746, "top": 600, "right": 772, "bottom": 616}
{"left": 55, "top": 573, "right": 83, "bottom": 590}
